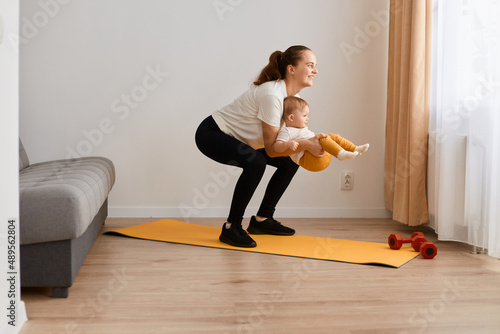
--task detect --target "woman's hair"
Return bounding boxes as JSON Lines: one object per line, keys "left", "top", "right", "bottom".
{"left": 253, "top": 45, "right": 312, "bottom": 85}
{"left": 283, "top": 96, "right": 309, "bottom": 118}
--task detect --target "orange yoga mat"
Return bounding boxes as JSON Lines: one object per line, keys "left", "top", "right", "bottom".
{"left": 104, "top": 219, "right": 420, "bottom": 268}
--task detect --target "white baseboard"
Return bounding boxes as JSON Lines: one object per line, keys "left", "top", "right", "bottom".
{"left": 108, "top": 206, "right": 392, "bottom": 219}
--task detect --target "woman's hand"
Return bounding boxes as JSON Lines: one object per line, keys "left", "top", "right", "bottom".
{"left": 302, "top": 134, "right": 327, "bottom": 157}
{"left": 262, "top": 122, "right": 326, "bottom": 158}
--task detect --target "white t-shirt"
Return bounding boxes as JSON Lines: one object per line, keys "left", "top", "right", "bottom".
{"left": 211, "top": 80, "right": 288, "bottom": 149}
{"left": 276, "top": 126, "right": 316, "bottom": 164}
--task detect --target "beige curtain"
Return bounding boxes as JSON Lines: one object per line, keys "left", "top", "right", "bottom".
{"left": 385, "top": 0, "right": 432, "bottom": 226}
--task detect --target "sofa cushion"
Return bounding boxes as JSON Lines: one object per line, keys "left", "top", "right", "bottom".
{"left": 19, "top": 139, "right": 30, "bottom": 171}
{"left": 19, "top": 157, "right": 115, "bottom": 245}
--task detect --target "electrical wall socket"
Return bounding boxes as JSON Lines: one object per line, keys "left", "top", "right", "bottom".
{"left": 341, "top": 171, "right": 354, "bottom": 190}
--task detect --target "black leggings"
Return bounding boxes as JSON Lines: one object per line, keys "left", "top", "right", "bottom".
{"left": 195, "top": 116, "right": 299, "bottom": 225}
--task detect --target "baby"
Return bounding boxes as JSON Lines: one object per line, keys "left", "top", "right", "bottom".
{"left": 273, "top": 96, "right": 369, "bottom": 172}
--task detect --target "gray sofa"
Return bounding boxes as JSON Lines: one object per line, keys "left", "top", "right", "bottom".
{"left": 19, "top": 140, "right": 115, "bottom": 298}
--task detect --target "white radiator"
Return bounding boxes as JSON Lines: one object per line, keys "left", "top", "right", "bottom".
{"left": 427, "top": 131, "right": 468, "bottom": 231}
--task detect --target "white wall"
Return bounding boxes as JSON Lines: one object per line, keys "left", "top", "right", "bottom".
{"left": 1, "top": 0, "right": 28, "bottom": 332}
{"left": 19, "top": 0, "right": 390, "bottom": 219}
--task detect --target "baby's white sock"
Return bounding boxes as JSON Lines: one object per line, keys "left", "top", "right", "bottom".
{"left": 337, "top": 150, "right": 359, "bottom": 161}
{"left": 355, "top": 144, "right": 370, "bottom": 155}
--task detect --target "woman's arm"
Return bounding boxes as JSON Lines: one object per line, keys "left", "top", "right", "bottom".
{"left": 262, "top": 121, "right": 327, "bottom": 158}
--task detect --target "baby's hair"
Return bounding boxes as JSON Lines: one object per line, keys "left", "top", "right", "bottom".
{"left": 283, "top": 96, "right": 309, "bottom": 119}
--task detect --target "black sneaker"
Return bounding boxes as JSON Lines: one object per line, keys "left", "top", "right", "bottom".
{"left": 247, "top": 216, "right": 295, "bottom": 236}
{"left": 219, "top": 223, "right": 257, "bottom": 248}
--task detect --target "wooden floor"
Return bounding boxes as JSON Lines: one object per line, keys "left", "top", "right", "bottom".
{"left": 20, "top": 218, "right": 500, "bottom": 334}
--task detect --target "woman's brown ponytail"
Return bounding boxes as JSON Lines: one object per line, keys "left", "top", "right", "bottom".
{"left": 253, "top": 45, "right": 311, "bottom": 86}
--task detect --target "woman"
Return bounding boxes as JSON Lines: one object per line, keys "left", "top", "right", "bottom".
{"left": 195, "top": 45, "right": 324, "bottom": 248}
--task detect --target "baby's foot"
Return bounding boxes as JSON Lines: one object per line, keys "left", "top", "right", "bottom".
{"left": 337, "top": 149, "right": 359, "bottom": 161}
{"left": 355, "top": 144, "right": 369, "bottom": 155}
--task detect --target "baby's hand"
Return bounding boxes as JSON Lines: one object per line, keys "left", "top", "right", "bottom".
{"left": 287, "top": 140, "right": 299, "bottom": 151}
